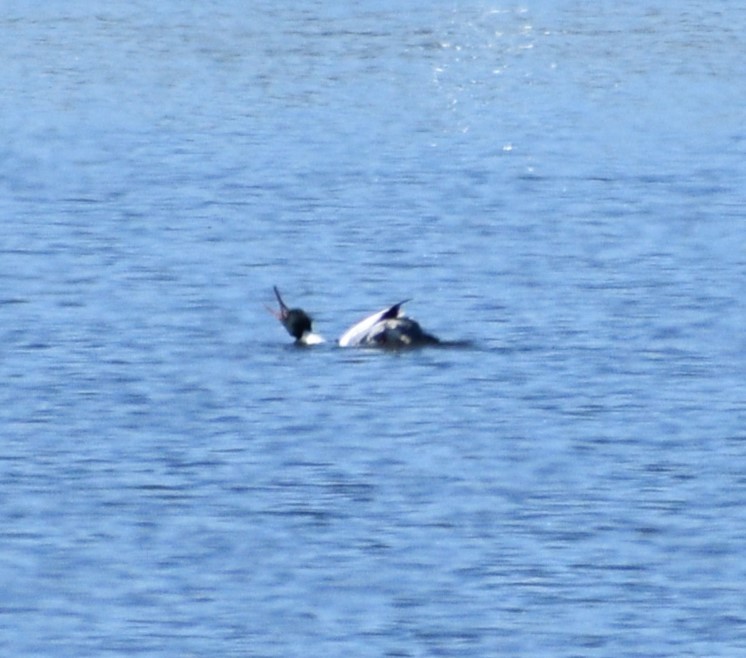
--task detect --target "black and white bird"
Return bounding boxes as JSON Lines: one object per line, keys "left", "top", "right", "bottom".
{"left": 267, "top": 286, "right": 325, "bottom": 345}
{"left": 269, "top": 286, "right": 438, "bottom": 348}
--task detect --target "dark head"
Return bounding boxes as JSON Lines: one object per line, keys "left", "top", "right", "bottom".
{"left": 268, "top": 286, "right": 313, "bottom": 341}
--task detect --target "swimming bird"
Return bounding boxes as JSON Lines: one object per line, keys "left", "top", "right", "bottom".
{"left": 269, "top": 287, "right": 438, "bottom": 348}
{"left": 266, "top": 286, "right": 325, "bottom": 345}
{"left": 337, "top": 300, "right": 439, "bottom": 347}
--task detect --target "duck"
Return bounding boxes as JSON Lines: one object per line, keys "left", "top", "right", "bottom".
{"left": 337, "top": 299, "right": 439, "bottom": 347}
{"left": 269, "top": 286, "right": 439, "bottom": 348}
{"left": 267, "top": 286, "right": 325, "bottom": 345}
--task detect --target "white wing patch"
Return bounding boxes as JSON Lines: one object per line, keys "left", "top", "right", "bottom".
{"left": 338, "top": 305, "right": 401, "bottom": 347}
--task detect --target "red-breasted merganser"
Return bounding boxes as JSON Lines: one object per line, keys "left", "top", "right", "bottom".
{"left": 269, "top": 286, "right": 439, "bottom": 348}
{"left": 267, "top": 286, "right": 325, "bottom": 345}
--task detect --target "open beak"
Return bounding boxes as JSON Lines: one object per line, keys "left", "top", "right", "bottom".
{"left": 265, "top": 285, "right": 290, "bottom": 321}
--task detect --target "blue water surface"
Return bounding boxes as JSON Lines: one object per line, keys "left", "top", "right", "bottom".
{"left": 2, "top": 2, "right": 746, "bottom": 656}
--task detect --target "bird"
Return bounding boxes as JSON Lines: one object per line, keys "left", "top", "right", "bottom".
{"left": 268, "top": 286, "right": 438, "bottom": 348}
{"left": 337, "top": 300, "right": 439, "bottom": 347}
{"left": 266, "top": 286, "right": 325, "bottom": 345}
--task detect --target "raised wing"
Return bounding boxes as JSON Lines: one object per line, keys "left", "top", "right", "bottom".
{"left": 338, "top": 300, "right": 408, "bottom": 347}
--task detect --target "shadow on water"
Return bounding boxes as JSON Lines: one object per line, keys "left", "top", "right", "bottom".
{"left": 273, "top": 338, "right": 479, "bottom": 352}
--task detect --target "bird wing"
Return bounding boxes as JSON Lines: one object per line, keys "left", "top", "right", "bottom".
{"left": 338, "top": 301, "right": 408, "bottom": 347}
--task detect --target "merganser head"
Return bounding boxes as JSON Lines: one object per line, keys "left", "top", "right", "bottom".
{"left": 268, "top": 286, "right": 314, "bottom": 342}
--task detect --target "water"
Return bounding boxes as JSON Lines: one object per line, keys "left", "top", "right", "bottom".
{"left": 2, "top": 2, "right": 746, "bottom": 656}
